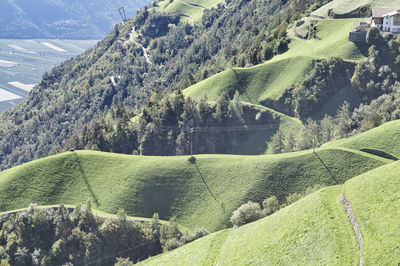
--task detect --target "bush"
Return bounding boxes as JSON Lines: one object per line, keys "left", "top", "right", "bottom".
{"left": 262, "top": 196, "right": 280, "bottom": 216}
{"left": 163, "top": 238, "right": 181, "bottom": 252}
{"left": 230, "top": 201, "right": 263, "bottom": 228}
{"left": 193, "top": 228, "right": 209, "bottom": 239}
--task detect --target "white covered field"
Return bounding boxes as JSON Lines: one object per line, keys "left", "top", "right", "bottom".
{"left": 0, "top": 39, "right": 98, "bottom": 113}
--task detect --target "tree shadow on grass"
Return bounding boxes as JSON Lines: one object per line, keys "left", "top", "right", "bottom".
{"left": 72, "top": 152, "right": 100, "bottom": 207}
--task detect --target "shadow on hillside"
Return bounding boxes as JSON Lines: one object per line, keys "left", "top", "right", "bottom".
{"left": 355, "top": 42, "right": 369, "bottom": 57}
{"left": 72, "top": 152, "right": 100, "bottom": 207}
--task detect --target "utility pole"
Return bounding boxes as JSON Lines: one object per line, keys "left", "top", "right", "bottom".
{"left": 118, "top": 7, "right": 127, "bottom": 22}
{"left": 190, "top": 127, "right": 194, "bottom": 155}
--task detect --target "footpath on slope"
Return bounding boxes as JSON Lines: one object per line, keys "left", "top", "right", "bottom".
{"left": 340, "top": 191, "right": 363, "bottom": 266}
{"left": 129, "top": 27, "right": 153, "bottom": 65}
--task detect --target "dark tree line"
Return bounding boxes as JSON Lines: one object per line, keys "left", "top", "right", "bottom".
{"left": 63, "top": 91, "right": 280, "bottom": 156}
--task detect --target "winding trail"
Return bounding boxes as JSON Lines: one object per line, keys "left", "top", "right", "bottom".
{"left": 129, "top": 27, "right": 153, "bottom": 65}
{"left": 340, "top": 191, "right": 363, "bottom": 266}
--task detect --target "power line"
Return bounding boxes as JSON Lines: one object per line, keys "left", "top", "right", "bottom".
{"left": 84, "top": 239, "right": 158, "bottom": 265}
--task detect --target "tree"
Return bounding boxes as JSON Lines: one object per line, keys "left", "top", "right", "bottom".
{"left": 285, "top": 133, "right": 296, "bottom": 152}
{"left": 228, "top": 91, "right": 244, "bottom": 124}
{"left": 268, "top": 129, "right": 285, "bottom": 154}
{"left": 335, "top": 101, "right": 352, "bottom": 138}
{"left": 230, "top": 201, "right": 263, "bottom": 227}
{"left": 366, "top": 27, "right": 382, "bottom": 45}
{"left": 262, "top": 196, "right": 280, "bottom": 216}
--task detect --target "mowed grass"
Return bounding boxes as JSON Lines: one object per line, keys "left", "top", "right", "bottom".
{"left": 276, "top": 19, "right": 368, "bottom": 62}
{"left": 184, "top": 19, "right": 367, "bottom": 110}
{"left": 154, "top": 0, "right": 221, "bottom": 23}
{"left": 344, "top": 161, "right": 400, "bottom": 265}
{"left": 0, "top": 146, "right": 386, "bottom": 232}
{"left": 184, "top": 56, "right": 314, "bottom": 102}
{"left": 313, "top": 0, "right": 400, "bottom": 18}
{"left": 325, "top": 119, "right": 400, "bottom": 158}
{"left": 138, "top": 186, "right": 359, "bottom": 265}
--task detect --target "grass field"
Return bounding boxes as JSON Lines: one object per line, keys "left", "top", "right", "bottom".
{"left": 139, "top": 158, "right": 400, "bottom": 265}
{"left": 344, "top": 161, "right": 400, "bottom": 265}
{"left": 138, "top": 185, "right": 359, "bottom": 265}
{"left": 325, "top": 119, "right": 400, "bottom": 158}
{"left": 0, "top": 134, "right": 389, "bottom": 232}
{"left": 154, "top": 0, "right": 222, "bottom": 23}
{"left": 184, "top": 56, "right": 314, "bottom": 102}
{"left": 0, "top": 39, "right": 97, "bottom": 113}
{"left": 184, "top": 18, "right": 367, "bottom": 112}
{"left": 313, "top": 0, "right": 400, "bottom": 18}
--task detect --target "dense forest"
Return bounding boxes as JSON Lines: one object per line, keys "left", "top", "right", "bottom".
{"left": 1, "top": 0, "right": 400, "bottom": 169}
{"left": 0, "top": 0, "right": 328, "bottom": 170}
{"left": 0, "top": 204, "right": 208, "bottom": 265}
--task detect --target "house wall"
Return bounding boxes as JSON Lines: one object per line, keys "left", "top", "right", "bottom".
{"left": 393, "top": 14, "right": 400, "bottom": 26}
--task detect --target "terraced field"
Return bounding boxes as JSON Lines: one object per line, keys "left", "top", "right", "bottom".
{"left": 0, "top": 39, "right": 97, "bottom": 113}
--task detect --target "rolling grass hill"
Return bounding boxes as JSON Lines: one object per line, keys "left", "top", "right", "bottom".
{"left": 312, "top": 0, "right": 400, "bottom": 18}
{"left": 184, "top": 18, "right": 366, "bottom": 109}
{"left": 138, "top": 185, "right": 359, "bottom": 265}
{"left": 0, "top": 136, "right": 389, "bottom": 232}
{"left": 139, "top": 159, "right": 400, "bottom": 265}
{"left": 184, "top": 56, "right": 314, "bottom": 102}
{"left": 325, "top": 119, "right": 400, "bottom": 158}
{"left": 344, "top": 162, "right": 400, "bottom": 265}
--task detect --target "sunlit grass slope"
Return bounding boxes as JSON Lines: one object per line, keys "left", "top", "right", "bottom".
{"left": 0, "top": 147, "right": 385, "bottom": 232}
{"left": 313, "top": 0, "right": 400, "bottom": 18}
{"left": 184, "top": 56, "right": 314, "bottom": 102}
{"left": 138, "top": 186, "right": 359, "bottom": 265}
{"left": 282, "top": 19, "right": 368, "bottom": 61}
{"left": 154, "top": 0, "right": 221, "bottom": 22}
{"left": 184, "top": 19, "right": 366, "bottom": 106}
{"left": 325, "top": 119, "right": 400, "bottom": 158}
{"left": 140, "top": 160, "right": 400, "bottom": 265}
{"left": 344, "top": 161, "right": 400, "bottom": 265}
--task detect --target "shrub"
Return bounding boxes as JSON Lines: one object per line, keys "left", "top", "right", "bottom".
{"left": 230, "top": 201, "right": 263, "bottom": 228}
{"left": 163, "top": 238, "right": 181, "bottom": 252}
{"left": 193, "top": 228, "right": 209, "bottom": 239}
{"left": 262, "top": 196, "right": 280, "bottom": 216}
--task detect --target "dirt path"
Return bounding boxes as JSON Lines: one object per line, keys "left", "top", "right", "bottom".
{"left": 129, "top": 27, "right": 152, "bottom": 65}
{"left": 340, "top": 191, "right": 363, "bottom": 266}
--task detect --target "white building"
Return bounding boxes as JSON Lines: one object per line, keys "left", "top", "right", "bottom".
{"left": 371, "top": 8, "right": 400, "bottom": 33}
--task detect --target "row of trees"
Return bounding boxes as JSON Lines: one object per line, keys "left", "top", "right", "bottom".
{"left": 64, "top": 91, "right": 280, "bottom": 156}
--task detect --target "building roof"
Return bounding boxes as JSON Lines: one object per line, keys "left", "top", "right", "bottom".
{"left": 372, "top": 8, "right": 395, "bottom": 18}
{"left": 382, "top": 10, "right": 400, "bottom": 17}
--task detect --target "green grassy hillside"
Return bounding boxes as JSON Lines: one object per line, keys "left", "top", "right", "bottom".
{"left": 325, "top": 119, "right": 400, "bottom": 157}
{"left": 313, "top": 0, "right": 400, "bottom": 18}
{"left": 139, "top": 186, "right": 359, "bottom": 265}
{"left": 139, "top": 160, "right": 400, "bottom": 265}
{"left": 0, "top": 146, "right": 386, "bottom": 232}
{"left": 184, "top": 18, "right": 366, "bottom": 107}
{"left": 154, "top": 0, "right": 222, "bottom": 23}
{"left": 344, "top": 162, "right": 400, "bottom": 265}
{"left": 184, "top": 56, "right": 314, "bottom": 102}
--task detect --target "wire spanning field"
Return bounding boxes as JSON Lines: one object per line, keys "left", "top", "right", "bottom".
{"left": 0, "top": 39, "right": 98, "bottom": 113}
